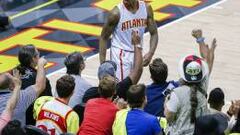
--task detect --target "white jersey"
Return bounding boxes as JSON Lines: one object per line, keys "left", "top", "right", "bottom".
{"left": 111, "top": 1, "right": 148, "bottom": 51}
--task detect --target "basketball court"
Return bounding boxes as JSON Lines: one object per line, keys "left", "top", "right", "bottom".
{"left": 0, "top": 0, "right": 239, "bottom": 105}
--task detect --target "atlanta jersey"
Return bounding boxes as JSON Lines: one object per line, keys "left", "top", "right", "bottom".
{"left": 111, "top": 1, "right": 148, "bottom": 51}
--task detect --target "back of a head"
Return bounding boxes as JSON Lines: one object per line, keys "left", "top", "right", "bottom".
{"left": 127, "top": 84, "right": 146, "bottom": 108}
{"left": 208, "top": 88, "right": 225, "bottom": 107}
{"left": 64, "top": 52, "right": 84, "bottom": 75}
{"left": 194, "top": 114, "right": 228, "bottom": 135}
{"left": 18, "top": 44, "right": 37, "bottom": 67}
{"left": 2, "top": 120, "right": 26, "bottom": 135}
{"left": 56, "top": 75, "right": 75, "bottom": 98}
{"left": 149, "top": 58, "right": 168, "bottom": 84}
{"left": 98, "top": 75, "right": 116, "bottom": 98}
{"left": 0, "top": 73, "right": 11, "bottom": 89}
{"left": 98, "top": 61, "right": 117, "bottom": 80}
{"left": 231, "top": 110, "right": 240, "bottom": 133}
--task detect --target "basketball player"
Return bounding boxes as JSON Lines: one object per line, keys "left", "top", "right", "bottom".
{"left": 99, "top": 0, "right": 158, "bottom": 81}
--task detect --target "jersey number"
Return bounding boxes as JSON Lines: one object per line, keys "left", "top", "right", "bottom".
{"left": 37, "top": 125, "right": 56, "bottom": 135}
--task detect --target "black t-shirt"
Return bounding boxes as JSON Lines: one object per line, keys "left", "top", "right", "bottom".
{"left": 82, "top": 76, "right": 132, "bottom": 103}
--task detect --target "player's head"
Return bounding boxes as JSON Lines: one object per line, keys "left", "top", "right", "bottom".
{"left": 123, "top": 0, "right": 138, "bottom": 7}
{"left": 18, "top": 44, "right": 39, "bottom": 68}
{"left": 149, "top": 58, "right": 168, "bottom": 84}
{"left": 64, "top": 51, "right": 85, "bottom": 75}
{"left": 98, "top": 75, "right": 116, "bottom": 98}
{"left": 208, "top": 88, "right": 225, "bottom": 111}
{"left": 56, "top": 75, "right": 75, "bottom": 98}
{"left": 98, "top": 60, "right": 117, "bottom": 80}
{"left": 127, "top": 84, "right": 147, "bottom": 108}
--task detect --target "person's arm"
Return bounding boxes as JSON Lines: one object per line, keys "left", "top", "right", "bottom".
{"left": 128, "top": 31, "right": 143, "bottom": 84}
{"left": 99, "top": 7, "right": 120, "bottom": 64}
{"left": 143, "top": 4, "right": 158, "bottom": 67}
{"left": 33, "top": 57, "right": 47, "bottom": 97}
{"left": 66, "top": 111, "right": 79, "bottom": 134}
{"left": 4, "top": 70, "right": 21, "bottom": 115}
{"left": 192, "top": 29, "right": 217, "bottom": 74}
{"left": 164, "top": 92, "right": 179, "bottom": 124}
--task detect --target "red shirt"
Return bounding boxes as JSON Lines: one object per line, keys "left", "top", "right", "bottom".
{"left": 78, "top": 98, "right": 118, "bottom": 135}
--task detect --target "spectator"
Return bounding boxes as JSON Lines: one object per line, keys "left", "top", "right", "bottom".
{"left": 79, "top": 75, "right": 121, "bottom": 135}
{"left": 34, "top": 75, "right": 79, "bottom": 135}
{"left": 208, "top": 87, "right": 229, "bottom": 119}
{"left": 227, "top": 100, "right": 240, "bottom": 134}
{"left": 64, "top": 51, "right": 92, "bottom": 108}
{"left": 113, "top": 84, "right": 162, "bottom": 135}
{"left": 230, "top": 110, "right": 240, "bottom": 134}
{"left": 17, "top": 44, "right": 52, "bottom": 125}
{"left": 144, "top": 58, "right": 179, "bottom": 117}
{"left": 82, "top": 30, "right": 143, "bottom": 102}
{"left": 0, "top": 70, "right": 21, "bottom": 133}
{"left": 0, "top": 57, "right": 47, "bottom": 126}
{"left": 17, "top": 44, "right": 51, "bottom": 96}
{"left": 193, "top": 114, "right": 228, "bottom": 135}
{"left": 1, "top": 120, "right": 26, "bottom": 135}
{"left": 164, "top": 29, "right": 217, "bottom": 135}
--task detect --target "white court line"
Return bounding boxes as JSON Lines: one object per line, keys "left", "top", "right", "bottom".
{"left": 47, "top": 0, "right": 228, "bottom": 79}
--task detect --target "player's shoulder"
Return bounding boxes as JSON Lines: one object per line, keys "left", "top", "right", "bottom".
{"left": 107, "top": 6, "right": 120, "bottom": 22}
{"left": 110, "top": 6, "right": 120, "bottom": 17}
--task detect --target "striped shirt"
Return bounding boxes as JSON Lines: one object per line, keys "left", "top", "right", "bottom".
{"left": 0, "top": 86, "right": 37, "bottom": 126}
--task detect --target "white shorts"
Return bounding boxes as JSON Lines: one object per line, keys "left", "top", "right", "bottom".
{"left": 110, "top": 47, "right": 134, "bottom": 81}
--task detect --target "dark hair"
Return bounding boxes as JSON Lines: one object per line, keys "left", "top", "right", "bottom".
{"left": 2, "top": 120, "right": 26, "bottom": 135}
{"left": 127, "top": 84, "right": 146, "bottom": 108}
{"left": 56, "top": 75, "right": 75, "bottom": 98}
{"left": 194, "top": 115, "right": 225, "bottom": 135}
{"left": 98, "top": 75, "right": 116, "bottom": 98}
{"left": 208, "top": 88, "right": 224, "bottom": 107}
{"left": 190, "top": 84, "right": 199, "bottom": 123}
{"left": 149, "top": 58, "right": 168, "bottom": 84}
{"left": 181, "top": 80, "right": 202, "bottom": 123}
{"left": 64, "top": 52, "right": 84, "bottom": 75}
{"left": 18, "top": 45, "right": 38, "bottom": 67}
{"left": 17, "top": 45, "right": 38, "bottom": 74}
{"left": 231, "top": 110, "right": 240, "bottom": 133}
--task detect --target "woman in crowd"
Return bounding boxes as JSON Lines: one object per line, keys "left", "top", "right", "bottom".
{"left": 17, "top": 45, "right": 52, "bottom": 125}
{"left": 164, "top": 30, "right": 217, "bottom": 135}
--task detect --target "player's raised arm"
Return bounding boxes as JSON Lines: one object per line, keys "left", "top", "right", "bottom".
{"left": 99, "top": 7, "right": 120, "bottom": 64}
{"left": 144, "top": 4, "right": 158, "bottom": 66}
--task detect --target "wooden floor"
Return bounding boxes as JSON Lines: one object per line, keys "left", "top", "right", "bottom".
{"left": 48, "top": 0, "right": 240, "bottom": 104}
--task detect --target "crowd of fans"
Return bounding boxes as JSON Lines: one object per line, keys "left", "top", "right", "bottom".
{"left": 0, "top": 29, "right": 239, "bottom": 135}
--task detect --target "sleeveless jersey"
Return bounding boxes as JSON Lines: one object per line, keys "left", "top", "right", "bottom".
{"left": 36, "top": 99, "right": 73, "bottom": 135}
{"left": 111, "top": 1, "right": 148, "bottom": 51}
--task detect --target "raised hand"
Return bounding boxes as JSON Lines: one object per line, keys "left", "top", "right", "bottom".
{"left": 192, "top": 29, "right": 202, "bottom": 39}
{"left": 38, "top": 56, "right": 48, "bottom": 67}
{"left": 131, "top": 30, "right": 141, "bottom": 46}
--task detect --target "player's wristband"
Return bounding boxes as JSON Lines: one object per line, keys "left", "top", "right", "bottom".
{"left": 135, "top": 44, "right": 143, "bottom": 49}
{"left": 196, "top": 37, "right": 205, "bottom": 44}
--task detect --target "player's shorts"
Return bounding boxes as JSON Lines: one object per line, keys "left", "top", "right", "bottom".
{"left": 110, "top": 46, "right": 134, "bottom": 81}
